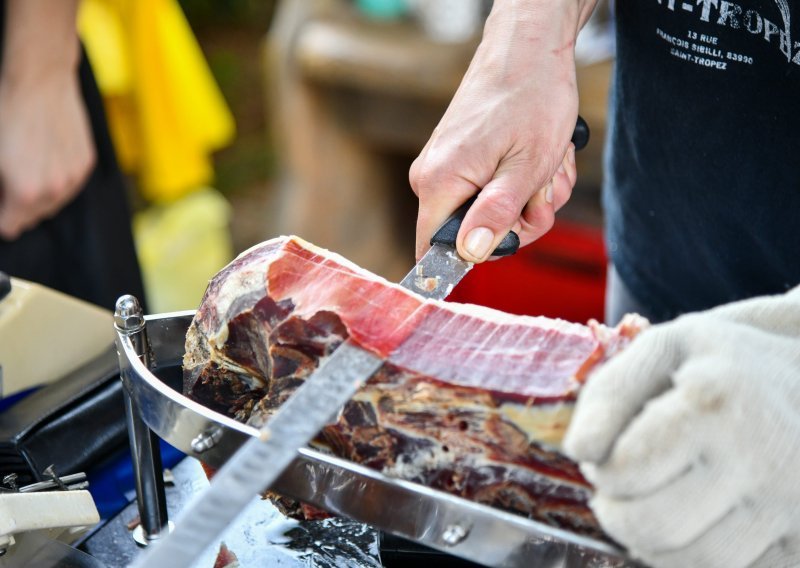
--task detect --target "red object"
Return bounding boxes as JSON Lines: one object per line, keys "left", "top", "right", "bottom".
{"left": 447, "top": 221, "right": 608, "bottom": 323}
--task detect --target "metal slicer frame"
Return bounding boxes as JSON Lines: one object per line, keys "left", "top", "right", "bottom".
{"left": 113, "top": 299, "right": 639, "bottom": 567}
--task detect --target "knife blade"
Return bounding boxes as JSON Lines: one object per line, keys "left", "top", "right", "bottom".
{"left": 400, "top": 196, "right": 520, "bottom": 299}
{"left": 134, "top": 118, "right": 589, "bottom": 567}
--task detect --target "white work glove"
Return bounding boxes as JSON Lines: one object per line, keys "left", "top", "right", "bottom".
{"left": 563, "top": 286, "right": 800, "bottom": 568}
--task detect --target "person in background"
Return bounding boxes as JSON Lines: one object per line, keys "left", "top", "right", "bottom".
{"left": 0, "top": 0, "right": 145, "bottom": 310}
{"left": 409, "top": 1, "right": 800, "bottom": 566}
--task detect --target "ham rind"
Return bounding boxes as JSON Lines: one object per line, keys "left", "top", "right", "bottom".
{"left": 184, "top": 236, "right": 646, "bottom": 539}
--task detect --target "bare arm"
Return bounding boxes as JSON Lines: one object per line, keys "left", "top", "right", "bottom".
{"left": 0, "top": 0, "right": 95, "bottom": 240}
{"left": 410, "top": 0, "right": 598, "bottom": 261}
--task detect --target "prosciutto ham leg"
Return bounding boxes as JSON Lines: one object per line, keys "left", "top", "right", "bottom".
{"left": 184, "top": 236, "right": 646, "bottom": 539}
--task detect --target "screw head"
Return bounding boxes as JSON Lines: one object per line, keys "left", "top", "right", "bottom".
{"left": 114, "top": 295, "right": 145, "bottom": 332}
{"left": 191, "top": 428, "right": 222, "bottom": 453}
{"left": 442, "top": 523, "right": 470, "bottom": 546}
{"left": 2, "top": 473, "right": 18, "bottom": 491}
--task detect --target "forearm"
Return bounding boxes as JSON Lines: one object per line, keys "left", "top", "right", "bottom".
{"left": 1, "top": 0, "right": 81, "bottom": 86}
{"left": 468, "top": 0, "right": 598, "bottom": 109}
{"left": 0, "top": 0, "right": 92, "bottom": 240}
{"left": 480, "top": 0, "right": 599, "bottom": 56}
{"left": 485, "top": 0, "right": 599, "bottom": 35}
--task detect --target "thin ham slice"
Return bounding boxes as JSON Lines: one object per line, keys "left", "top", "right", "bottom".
{"left": 184, "top": 236, "right": 646, "bottom": 539}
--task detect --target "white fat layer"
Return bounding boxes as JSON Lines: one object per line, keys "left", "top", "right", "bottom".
{"left": 499, "top": 401, "right": 574, "bottom": 449}
{"left": 209, "top": 322, "right": 229, "bottom": 350}
{"left": 215, "top": 269, "right": 264, "bottom": 315}
{"left": 352, "top": 387, "right": 573, "bottom": 451}
{"left": 382, "top": 440, "right": 462, "bottom": 480}
{"left": 382, "top": 415, "right": 583, "bottom": 491}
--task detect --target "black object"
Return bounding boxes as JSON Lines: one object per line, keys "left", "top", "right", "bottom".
{"left": 0, "top": 271, "right": 10, "bottom": 302}
{"left": 0, "top": 347, "right": 128, "bottom": 486}
{"left": 572, "top": 115, "right": 590, "bottom": 151}
{"left": 379, "top": 532, "right": 486, "bottom": 568}
{"left": 430, "top": 116, "right": 590, "bottom": 258}
{"left": 430, "top": 196, "right": 521, "bottom": 257}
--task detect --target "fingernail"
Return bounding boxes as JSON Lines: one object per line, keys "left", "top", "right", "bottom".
{"left": 464, "top": 227, "right": 494, "bottom": 260}
{"left": 545, "top": 181, "right": 554, "bottom": 204}
{"left": 557, "top": 163, "right": 566, "bottom": 175}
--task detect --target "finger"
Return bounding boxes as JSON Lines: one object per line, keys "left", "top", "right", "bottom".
{"left": 751, "top": 534, "right": 800, "bottom": 568}
{"left": 589, "top": 405, "right": 744, "bottom": 551}
{"left": 516, "top": 145, "right": 575, "bottom": 243}
{"left": 409, "top": 144, "right": 430, "bottom": 198}
{"left": 584, "top": 388, "right": 702, "bottom": 498}
{"left": 518, "top": 181, "right": 555, "bottom": 246}
{"left": 592, "top": 474, "right": 741, "bottom": 556}
{"left": 565, "top": 143, "right": 577, "bottom": 186}
{"left": 455, "top": 168, "right": 533, "bottom": 262}
{"left": 708, "top": 294, "right": 800, "bottom": 337}
{"left": 552, "top": 143, "right": 576, "bottom": 211}
{"left": 37, "top": 176, "right": 76, "bottom": 221}
{"left": 563, "top": 325, "right": 685, "bottom": 464}
{"left": 586, "top": 351, "right": 737, "bottom": 497}
{"left": 636, "top": 498, "right": 789, "bottom": 568}
{"left": 415, "top": 183, "right": 478, "bottom": 261}
{"left": 0, "top": 180, "right": 41, "bottom": 240}
{"left": 44, "top": 147, "right": 95, "bottom": 219}
{"left": 411, "top": 152, "right": 479, "bottom": 261}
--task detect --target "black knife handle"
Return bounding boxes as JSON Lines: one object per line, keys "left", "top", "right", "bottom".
{"left": 431, "top": 196, "right": 520, "bottom": 257}
{"left": 572, "top": 115, "right": 590, "bottom": 151}
{"left": 430, "top": 116, "right": 589, "bottom": 258}
{"left": 0, "top": 271, "right": 10, "bottom": 302}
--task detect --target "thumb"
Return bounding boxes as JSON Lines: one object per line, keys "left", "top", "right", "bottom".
{"left": 412, "top": 160, "right": 479, "bottom": 261}
{"left": 455, "top": 168, "right": 538, "bottom": 262}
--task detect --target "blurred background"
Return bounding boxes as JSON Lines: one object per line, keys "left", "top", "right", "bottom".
{"left": 79, "top": 0, "right": 615, "bottom": 323}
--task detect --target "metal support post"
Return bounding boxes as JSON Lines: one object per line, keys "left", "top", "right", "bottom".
{"left": 114, "top": 295, "right": 170, "bottom": 546}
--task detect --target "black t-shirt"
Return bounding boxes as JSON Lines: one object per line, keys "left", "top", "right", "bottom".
{"left": 604, "top": 0, "right": 800, "bottom": 322}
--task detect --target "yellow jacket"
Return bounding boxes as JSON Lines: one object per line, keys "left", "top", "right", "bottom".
{"left": 78, "top": 0, "right": 235, "bottom": 203}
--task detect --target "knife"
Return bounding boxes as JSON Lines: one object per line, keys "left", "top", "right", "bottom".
{"left": 133, "top": 118, "right": 589, "bottom": 567}
{"left": 400, "top": 113, "right": 589, "bottom": 298}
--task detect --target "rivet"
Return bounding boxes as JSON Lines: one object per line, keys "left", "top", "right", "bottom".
{"left": 442, "top": 523, "right": 470, "bottom": 546}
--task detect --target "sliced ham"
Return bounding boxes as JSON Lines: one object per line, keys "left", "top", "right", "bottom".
{"left": 184, "top": 236, "right": 646, "bottom": 539}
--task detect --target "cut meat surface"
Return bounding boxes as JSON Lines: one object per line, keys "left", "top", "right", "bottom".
{"left": 184, "top": 236, "right": 646, "bottom": 539}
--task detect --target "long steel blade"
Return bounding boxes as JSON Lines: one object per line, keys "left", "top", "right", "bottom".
{"left": 132, "top": 341, "right": 382, "bottom": 567}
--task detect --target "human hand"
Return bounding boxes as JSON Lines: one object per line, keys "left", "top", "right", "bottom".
{"left": 0, "top": 69, "right": 95, "bottom": 240}
{"left": 410, "top": 0, "right": 595, "bottom": 262}
{"left": 0, "top": 0, "right": 94, "bottom": 241}
{"left": 563, "top": 288, "right": 800, "bottom": 568}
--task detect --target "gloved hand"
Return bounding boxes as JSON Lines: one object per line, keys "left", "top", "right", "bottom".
{"left": 563, "top": 287, "right": 800, "bottom": 568}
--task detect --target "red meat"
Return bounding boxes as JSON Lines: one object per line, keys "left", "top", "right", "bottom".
{"left": 184, "top": 236, "right": 646, "bottom": 539}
